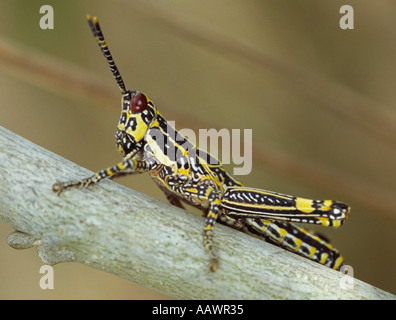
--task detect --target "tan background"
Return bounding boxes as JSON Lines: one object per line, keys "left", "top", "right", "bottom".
{"left": 0, "top": 0, "right": 395, "bottom": 298}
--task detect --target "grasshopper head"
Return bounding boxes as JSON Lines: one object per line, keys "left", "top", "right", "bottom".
{"left": 116, "top": 90, "right": 157, "bottom": 156}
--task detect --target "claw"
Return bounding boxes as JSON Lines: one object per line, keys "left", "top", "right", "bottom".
{"left": 209, "top": 258, "right": 219, "bottom": 272}
{"left": 52, "top": 181, "right": 64, "bottom": 196}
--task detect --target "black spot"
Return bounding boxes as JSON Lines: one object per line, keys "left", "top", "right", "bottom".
{"left": 127, "top": 117, "right": 137, "bottom": 131}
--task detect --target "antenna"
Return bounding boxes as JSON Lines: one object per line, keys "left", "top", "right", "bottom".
{"left": 87, "top": 15, "right": 127, "bottom": 94}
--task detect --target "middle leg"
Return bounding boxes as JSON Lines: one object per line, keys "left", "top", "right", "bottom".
{"left": 180, "top": 184, "right": 222, "bottom": 272}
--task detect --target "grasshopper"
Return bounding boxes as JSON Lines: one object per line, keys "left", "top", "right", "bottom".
{"left": 53, "top": 16, "right": 350, "bottom": 272}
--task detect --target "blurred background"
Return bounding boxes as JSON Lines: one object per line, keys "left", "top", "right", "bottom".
{"left": 0, "top": 0, "right": 395, "bottom": 299}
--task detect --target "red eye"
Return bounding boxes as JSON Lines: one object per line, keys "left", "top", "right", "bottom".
{"left": 130, "top": 92, "right": 148, "bottom": 113}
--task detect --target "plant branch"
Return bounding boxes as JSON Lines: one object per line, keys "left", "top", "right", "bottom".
{"left": 0, "top": 126, "right": 394, "bottom": 299}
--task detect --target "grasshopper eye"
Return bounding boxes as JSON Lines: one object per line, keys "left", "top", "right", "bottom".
{"left": 130, "top": 92, "right": 148, "bottom": 113}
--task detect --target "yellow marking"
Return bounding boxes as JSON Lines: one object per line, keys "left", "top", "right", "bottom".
{"left": 207, "top": 211, "right": 217, "bottom": 219}
{"left": 312, "top": 235, "right": 334, "bottom": 250}
{"left": 172, "top": 140, "right": 189, "bottom": 157}
{"left": 308, "top": 246, "right": 316, "bottom": 258}
{"left": 146, "top": 95, "right": 154, "bottom": 105}
{"left": 320, "top": 200, "right": 333, "bottom": 211}
{"left": 118, "top": 162, "right": 127, "bottom": 170}
{"left": 178, "top": 168, "right": 189, "bottom": 176}
{"left": 299, "top": 228, "right": 307, "bottom": 235}
{"left": 293, "top": 238, "right": 303, "bottom": 250}
{"left": 295, "top": 198, "right": 315, "bottom": 213}
{"left": 126, "top": 114, "right": 148, "bottom": 142}
{"left": 333, "top": 256, "right": 344, "bottom": 270}
{"left": 320, "top": 253, "right": 329, "bottom": 264}
{"left": 318, "top": 217, "right": 330, "bottom": 226}
{"left": 151, "top": 118, "right": 160, "bottom": 127}
{"left": 332, "top": 220, "right": 342, "bottom": 228}
{"left": 310, "top": 234, "right": 320, "bottom": 242}
{"left": 324, "top": 242, "right": 333, "bottom": 250}
{"left": 259, "top": 220, "right": 271, "bottom": 232}
{"left": 118, "top": 123, "right": 125, "bottom": 130}
{"left": 279, "top": 228, "right": 287, "bottom": 238}
{"left": 213, "top": 198, "right": 221, "bottom": 205}
{"left": 106, "top": 168, "right": 114, "bottom": 176}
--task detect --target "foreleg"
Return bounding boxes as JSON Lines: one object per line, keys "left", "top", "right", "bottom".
{"left": 53, "top": 159, "right": 152, "bottom": 195}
